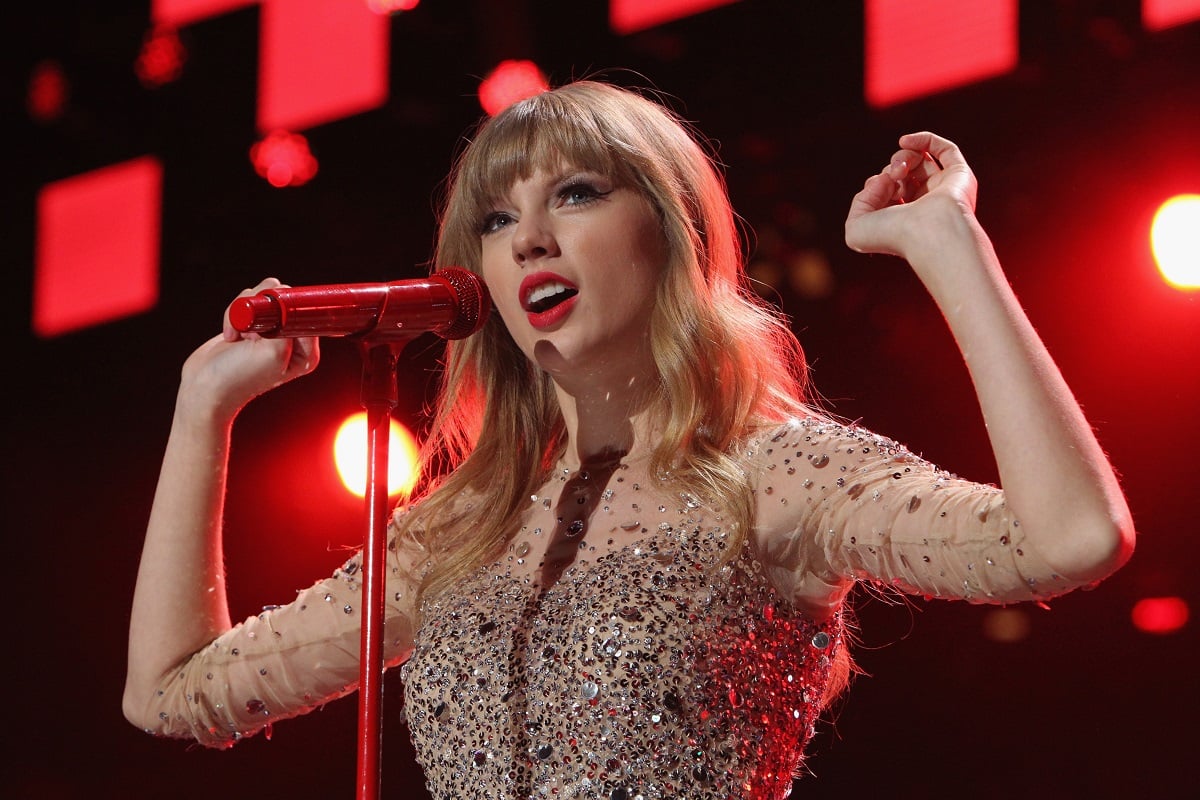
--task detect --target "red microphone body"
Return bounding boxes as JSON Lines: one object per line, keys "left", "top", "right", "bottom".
{"left": 228, "top": 267, "right": 489, "bottom": 341}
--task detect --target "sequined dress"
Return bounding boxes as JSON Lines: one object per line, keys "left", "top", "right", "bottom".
{"left": 141, "top": 419, "right": 1082, "bottom": 799}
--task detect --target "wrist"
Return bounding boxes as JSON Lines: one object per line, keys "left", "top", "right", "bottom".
{"left": 902, "top": 205, "right": 994, "bottom": 293}
{"left": 173, "top": 383, "right": 239, "bottom": 437}
{"left": 900, "top": 196, "right": 977, "bottom": 261}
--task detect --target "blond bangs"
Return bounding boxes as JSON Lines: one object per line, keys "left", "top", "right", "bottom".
{"left": 439, "top": 89, "right": 669, "bottom": 274}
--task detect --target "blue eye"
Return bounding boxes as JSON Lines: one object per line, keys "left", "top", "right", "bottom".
{"left": 481, "top": 211, "right": 513, "bottom": 235}
{"left": 560, "top": 181, "right": 609, "bottom": 205}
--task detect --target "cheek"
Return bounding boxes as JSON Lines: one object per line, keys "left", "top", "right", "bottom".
{"left": 628, "top": 225, "right": 669, "bottom": 294}
{"left": 480, "top": 247, "right": 513, "bottom": 306}
{"left": 480, "top": 278, "right": 529, "bottom": 344}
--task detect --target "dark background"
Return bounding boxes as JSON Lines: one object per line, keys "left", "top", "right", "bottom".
{"left": 3, "top": 1, "right": 1198, "bottom": 797}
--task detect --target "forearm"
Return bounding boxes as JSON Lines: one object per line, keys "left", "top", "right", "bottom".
{"left": 908, "top": 208, "right": 1134, "bottom": 581}
{"left": 123, "top": 393, "right": 235, "bottom": 726}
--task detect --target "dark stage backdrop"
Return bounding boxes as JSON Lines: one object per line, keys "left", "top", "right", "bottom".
{"left": 3, "top": 2, "right": 1197, "bottom": 798}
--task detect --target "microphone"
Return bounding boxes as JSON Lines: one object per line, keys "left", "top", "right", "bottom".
{"left": 228, "top": 267, "right": 490, "bottom": 341}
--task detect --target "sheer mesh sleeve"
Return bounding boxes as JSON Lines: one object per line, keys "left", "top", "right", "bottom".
{"left": 137, "top": 523, "right": 426, "bottom": 748}
{"left": 750, "top": 418, "right": 1082, "bottom": 615}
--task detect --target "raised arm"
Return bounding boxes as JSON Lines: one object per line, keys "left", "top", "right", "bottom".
{"left": 843, "top": 132, "right": 1134, "bottom": 583}
{"left": 122, "top": 279, "right": 320, "bottom": 728}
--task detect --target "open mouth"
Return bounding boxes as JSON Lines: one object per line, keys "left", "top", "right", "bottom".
{"left": 524, "top": 281, "right": 579, "bottom": 313}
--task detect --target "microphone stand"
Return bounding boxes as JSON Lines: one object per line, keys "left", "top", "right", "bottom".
{"left": 355, "top": 335, "right": 416, "bottom": 800}
{"left": 227, "top": 266, "right": 488, "bottom": 797}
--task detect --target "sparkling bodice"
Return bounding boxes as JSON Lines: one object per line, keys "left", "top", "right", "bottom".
{"left": 402, "top": 516, "right": 841, "bottom": 800}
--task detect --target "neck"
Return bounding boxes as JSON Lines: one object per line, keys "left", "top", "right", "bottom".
{"left": 552, "top": 372, "right": 659, "bottom": 470}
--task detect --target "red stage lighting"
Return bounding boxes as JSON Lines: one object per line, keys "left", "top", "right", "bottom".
{"left": 609, "top": 0, "right": 741, "bottom": 34}
{"left": 257, "top": 0, "right": 390, "bottom": 133}
{"left": 1142, "top": 0, "right": 1200, "bottom": 30}
{"left": 249, "top": 130, "right": 319, "bottom": 187}
{"left": 334, "top": 413, "right": 420, "bottom": 498}
{"left": 136, "top": 26, "right": 188, "bottom": 88}
{"left": 478, "top": 60, "right": 549, "bottom": 117}
{"left": 151, "top": 0, "right": 256, "bottom": 27}
{"left": 865, "top": 0, "right": 1018, "bottom": 108}
{"left": 366, "top": 0, "right": 420, "bottom": 13}
{"left": 27, "top": 59, "right": 68, "bottom": 123}
{"left": 34, "top": 158, "right": 162, "bottom": 337}
{"left": 1150, "top": 194, "right": 1200, "bottom": 290}
{"left": 1131, "top": 597, "right": 1189, "bottom": 634}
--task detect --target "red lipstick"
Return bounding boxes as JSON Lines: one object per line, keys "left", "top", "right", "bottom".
{"left": 519, "top": 272, "right": 579, "bottom": 330}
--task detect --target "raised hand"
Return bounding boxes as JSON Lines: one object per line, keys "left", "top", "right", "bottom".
{"left": 844, "top": 132, "right": 979, "bottom": 265}
{"left": 179, "top": 278, "right": 321, "bottom": 422}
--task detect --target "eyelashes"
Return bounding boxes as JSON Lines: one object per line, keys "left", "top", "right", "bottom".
{"left": 480, "top": 210, "right": 513, "bottom": 235}
{"left": 557, "top": 180, "right": 611, "bottom": 206}
{"left": 479, "top": 178, "right": 613, "bottom": 235}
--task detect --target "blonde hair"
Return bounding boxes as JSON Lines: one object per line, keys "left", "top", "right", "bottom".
{"left": 403, "top": 79, "right": 813, "bottom": 603}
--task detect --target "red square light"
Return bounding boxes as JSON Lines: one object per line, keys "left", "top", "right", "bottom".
{"left": 865, "top": 0, "right": 1018, "bottom": 108}
{"left": 1142, "top": 0, "right": 1200, "bottom": 31}
{"left": 257, "top": 0, "right": 390, "bottom": 132}
{"left": 151, "top": 0, "right": 257, "bottom": 27}
{"left": 34, "top": 157, "right": 163, "bottom": 337}
{"left": 610, "top": 0, "right": 741, "bottom": 35}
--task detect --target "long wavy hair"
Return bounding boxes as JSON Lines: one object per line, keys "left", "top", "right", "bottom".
{"left": 400, "top": 79, "right": 819, "bottom": 606}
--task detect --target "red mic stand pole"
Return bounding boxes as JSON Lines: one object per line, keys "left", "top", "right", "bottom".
{"left": 355, "top": 335, "right": 415, "bottom": 800}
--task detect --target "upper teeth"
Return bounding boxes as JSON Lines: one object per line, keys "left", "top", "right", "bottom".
{"left": 527, "top": 281, "right": 572, "bottom": 307}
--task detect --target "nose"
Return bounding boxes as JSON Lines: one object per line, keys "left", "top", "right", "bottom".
{"left": 512, "top": 214, "right": 559, "bottom": 265}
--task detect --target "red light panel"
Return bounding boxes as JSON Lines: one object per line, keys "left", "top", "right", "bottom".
{"left": 367, "top": 0, "right": 420, "bottom": 12}
{"left": 151, "top": 0, "right": 257, "bottom": 27}
{"left": 610, "top": 0, "right": 741, "bottom": 35}
{"left": 34, "top": 158, "right": 163, "bottom": 337}
{"left": 865, "top": 0, "right": 1018, "bottom": 108}
{"left": 1142, "top": 0, "right": 1200, "bottom": 30}
{"left": 257, "top": 0, "right": 390, "bottom": 132}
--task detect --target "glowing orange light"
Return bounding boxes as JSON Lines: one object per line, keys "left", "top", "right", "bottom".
{"left": 478, "top": 60, "right": 549, "bottom": 117}
{"left": 1150, "top": 194, "right": 1200, "bottom": 290}
{"left": 1131, "top": 596, "right": 1189, "bottom": 634}
{"left": 249, "top": 130, "right": 319, "bottom": 188}
{"left": 981, "top": 608, "right": 1032, "bottom": 643}
{"left": 334, "top": 413, "right": 420, "bottom": 498}
{"left": 151, "top": 0, "right": 256, "bottom": 28}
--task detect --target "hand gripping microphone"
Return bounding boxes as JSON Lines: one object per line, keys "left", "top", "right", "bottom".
{"left": 228, "top": 267, "right": 490, "bottom": 341}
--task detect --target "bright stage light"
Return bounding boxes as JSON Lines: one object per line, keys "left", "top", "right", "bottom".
{"left": 367, "top": 0, "right": 420, "bottom": 12}
{"left": 334, "top": 413, "right": 420, "bottom": 498}
{"left": 249, "top": 130, "right": 319, "bottom": 187}
{"left": 1151, "top": 194, "right": 1200, "bottom": 290}
{"left": 1131, "top": 596, "right": 1189, "bottom": 635}
{"left": 478, "top": 60, "right": 548, "bottom": 116}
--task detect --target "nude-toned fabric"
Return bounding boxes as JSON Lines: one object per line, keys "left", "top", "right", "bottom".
{"left": 140, "top": 418, "right": 1082, "bottom": 798}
